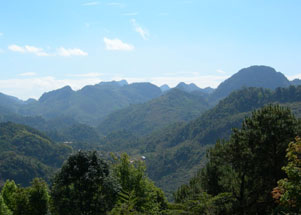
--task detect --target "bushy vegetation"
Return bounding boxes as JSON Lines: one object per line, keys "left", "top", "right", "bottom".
{"left": 0, "top": 151, "right": 169, "bottom": 215}
{"left": 173, "top": 104, "right": 301, "bottom": 214}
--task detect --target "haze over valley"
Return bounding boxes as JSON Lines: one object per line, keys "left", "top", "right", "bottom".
{"left": 0, "top": 1, "right": 301, "bottom": 214}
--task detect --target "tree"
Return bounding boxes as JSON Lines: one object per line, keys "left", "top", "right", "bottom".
{"left": 50, "top": 151, "right": 120, "bottom": 215}
{"left": 1, "top": 180, "right": 18, "bottom": 213}
{"left": 28, "top": 178, "right": 49, "bottom": 215}
{"left": 13, "top": 188, "right": 30, "bottom": 215}
{"left": 0, "top": 194, "right": 12, "bottom": 215}
{"left": 1, "top": 178, "right": 49, "bottom": 215}
{"left": 223, "top": 105, "right": 300, "bottom": 214}
{"left": 177, "top": 104, "right": 300, "bottom": 214}
{"left": 273, "top": 137, "right": 301, "bottom": 213}
{"left": 110, "top": 153, "right": 168, "bottom": 214}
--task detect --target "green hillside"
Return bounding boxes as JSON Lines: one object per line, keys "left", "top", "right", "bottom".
{"left": 97, "top": 89, "right": 209, "bottom": 136}
{"left": 211, "top": 65, "right": 290, "bottom": 102}
{"left": 0, "top": 122, "right": 72, "bottom": 186}
{"left": 20, "top": 81, "right": 162, "bottom": 125}
{"left": 141, "top": 86, "right": 301, "bottom": 196}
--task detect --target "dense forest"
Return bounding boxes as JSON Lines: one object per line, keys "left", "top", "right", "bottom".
{"left": 0, "top": 66, "right": 301, "bottom": 214}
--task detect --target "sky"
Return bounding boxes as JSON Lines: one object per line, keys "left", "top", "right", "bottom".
{"left": 0, "top": 0, "right": 301, "bottom": 100}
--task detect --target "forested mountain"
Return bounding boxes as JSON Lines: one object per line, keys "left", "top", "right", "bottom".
{"left": 0, "top": 122, "right": 72, "bottom": 186}
{"left": 290, "top": 78, "right": 301, "bottom": 86}
{"left": 160, "top": 84, "right": 170, "bottom": 92}
{"left": 0, "top": 65, "right": 297, "bottom": 130}
{"left": 19, "top": 81, "right": 162, "bottom": 125}
{"left": 0, "top": 93, "right": 24, "bottom": 112}
{"left": 0, "top": 66, "right": 299, "bottom": 193}
{"left": 175, "top": 82, "right": 202, "bottom": 92}
{"left": 97, "top": 89, "right": 209, "bottom": 136}
{"left": 141, "top": 86, "right": 301, "bottom": 195}
{"left": 175, "top": 82, "right": 214, "bottom": 94}
{"left": 0, "top": 108, "right": 102, "bottom": 148}
{"left": 211, "top": 65, "right": 291, "bottom": 102}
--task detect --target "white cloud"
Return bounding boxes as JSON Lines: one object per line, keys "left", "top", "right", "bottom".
{"left": 25, "top": 45, "right": 50, "bottom": 56}
{"left": 57, "top": 47, "right": 88, "bottom": 57}
{"left": 0, "top": 32, "right": 3, "bottom": 36}
{"left": 8, "top": 44, "right": 26, "bottom": 53}
{"left": 104, "top": 37, "right": 134, "bottom": 51}
{"left": 8, "top": 44, "right": 49, "bottom": 56}
{"left": 82, "top": 1, "right": 100, "bottom": 6}
{"left": 71, "top": 73, "right": 103, "bottom": 78}
{"left": 131, "top": 19, "right": 149, "bottom": 40}
{"left": 8, "top": 44, "right": 88, "bottom": 57}
{"left": 19, "top": 72, "right": 37, "bottom": 77}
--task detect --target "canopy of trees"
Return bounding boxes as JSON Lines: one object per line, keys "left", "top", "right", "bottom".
{"left": 174, "top": 104, "right": 301, "bottom": 214}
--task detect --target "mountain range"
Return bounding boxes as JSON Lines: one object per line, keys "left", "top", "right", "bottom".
{"left": 1, "top": 65, "right": 301, "bottom": 194}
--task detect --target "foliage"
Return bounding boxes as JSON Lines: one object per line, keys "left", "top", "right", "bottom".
{"left": 1, "top": 180, "right": 17, "bottom": 212}
{"left": 273, "top": 137, "right": 301, "bottom": 213}
{"left": 27, "top": 178, "right": 50, "bottom": 215}
{"left": 110, "top": 153, "right": 168, "bottom": 214}
{"left": 50, "top": 151, "right": 120, "bottom": 215}
{"left": 175, "top": 104, "right": 300, "bottom": 214}
{"left": 0, "top": 194, "right": 12, "bottom": 215}
{"left": 1, "top": 178, "right": 49, "bottom": 215}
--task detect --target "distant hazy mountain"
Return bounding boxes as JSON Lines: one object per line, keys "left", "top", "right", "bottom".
{"left": 0, "top": 92, "right": 24, "bottom": 112}
{"left": 160, "top": 84, "right": 170, "bottom": 92}
{"left": 290, "top": 78, "right": 301, "bottom": 86}
{"left": 211, "top": 66, "right": 290, "bottom": 102}
{"left": 175, "top": 82, "right": 201, "bottom": 92}
{"left": 20, "top": 81, "right": 162, "bottom": 125}
{"left": 201, "top": 87, "right": 214, "bottom": 94}
{"left": 175, "top": 82, "right": 214, "bottom": 96}
{"left": 97, "top": 89, "right": 209, "bottom": 136}
{"left": 0, "top": 65, "right": 296, "bottom": 127}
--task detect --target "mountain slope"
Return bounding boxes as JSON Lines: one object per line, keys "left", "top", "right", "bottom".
{"left": 0, "top": 93, "right": 24, "bottom": 112}
{"left": 20, "top": 81, "right": 162, "bottom": 125}
{"left": 175, "top": 82, "right": 214, "bottom": 94}
{"left": 141, "top": 86, "right": 301, "bottom": 196}
{"left": 0, "top": 107, "right": 102, "bottom": 148}
{"left": 0, "top": 122, "right": 72, "bottom": 186}
{"left": 211, "top": 65, "right": 290, "bottom": 102}
{"left": 97, "top": 89, "right": 209, "bottom": 136}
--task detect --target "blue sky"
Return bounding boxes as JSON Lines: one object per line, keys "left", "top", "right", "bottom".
{"left": 0, "top": 0, "right": 301, "bottom": 99}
